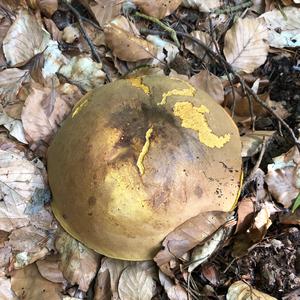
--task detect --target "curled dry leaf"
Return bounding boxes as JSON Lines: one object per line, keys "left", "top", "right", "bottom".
{"left": 0, "top": 9, "right": 13, "bottom": 67}
{"left": 159, "top": 271, "right": 188, "bottom": 300}
{"left": 224, "top": 18, "right": 269, "bottom": 73}
{"left": 235, "top": 197, "right": 255, "bottom": 234}
{"left": 0, "top": 277, "right": 17, "bottom": 300}
{"left": 227, "top": 281, "right": 277, "bottom": 300}
{"left": 265, "top": 146, "right": 300, "bottom": 208}
{"left": 154, "top": 211, "right": 230, "bottom": 267}
{"left": 11, "top": 263, "right": 62, "bottom": 300}
{"left": 0, "top": 68, "right": 29, "bottom": 107}
{"left": 0, "top": 149, "right": 45, "bottom": 232}
{"left": 261, "top": 7, "right": 300, "bottom": 48}
{"left": 241, "top": 131, "right": 275, "bottom": 158}
{"left": 133, "top": 0, "right": 182, "bottom": 19}
{"left": 89, "top": 0, "right": 123, "bottom": 27}
{"left": 55, "top": 230, "right": 100, "bottom": 292}
{"left": 28, "top": 0, "right": 58, "bottom": 17}
{"left": 184, "top": 31, "right": 216, "bottom": 62}
{"left": 21, "top": 83, "right": 82, "bottom": 151}
{"left": 3, "top": 9, "right": 50, "bottom": 67}
{"left": 58, "top": 56, "right": 105, "bottom": 91}
{"left": 118, "top": 261, "right": 157, "bottom": 300}
{"left": 104, "top": 16, "right": 157, "bottom": 62}
{"left": 189, "top": 70, "right": 224, "bottom": 105}
{"left": 62, "top": 25, "right": 80, "bottom": 44}
{"left": 181, "top": 0, "right": 221, "bottom": 12}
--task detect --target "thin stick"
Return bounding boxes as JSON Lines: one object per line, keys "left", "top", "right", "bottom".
{"left": 134, "top": 12, "right": 180, "bottom": 47}
{"left": 61, "top": 0, "right": 101, "bottom": 63}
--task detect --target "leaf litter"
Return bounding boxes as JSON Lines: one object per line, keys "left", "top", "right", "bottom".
{"left": 0, "top": 0, "right": 300, "bottom": 299}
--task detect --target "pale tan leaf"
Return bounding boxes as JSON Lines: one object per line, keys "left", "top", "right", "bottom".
{"left": 11, "top": 263, "right": 62, "bottom": 300}
{"left": 36, "top": 255, "right": 66, "bottom": 283}
{"left": 89, "top": 0, "right": 123, "bottom": 27}
{"left": 224, "top": 18, "right": 269, "bottom": 73}
{"left": 0, "top": 68, "right": 29, "bottom": 106}
{"left": 3, "top": 9, "right": 50, "bottom": 66}
{"left": 117, "top": 261, "right": 157, "bottom": 300}
{"left": 154, "top": 211, "right": 230, "bottom": 267}
{"left": 189, "top": 70, "right": 224, "bottom": 105}
{"left": 261, "top": 7, "right": 300, "bottom": 48}
{"left": 133, "top": 0, "right": 182, "bottom": 19}
{"left": 159, "top": 271, "right": 188, "bottom": 300}
{"left": 265, "top": 146, "right": 300, "bottom": 208}
{"left": 182, "top": 0, "right": 221, "bottom": 12}
{"left": 21, "top": 83, "right": 82, "bottom": 150}
{"left": 58, "top": 56, "right": 105, "bottom": 91}
{"left": 55, "top": 230, "right": 100, "bottom": 292}
{"left": 13, "top": 248, "right": 50, "bottom": 269}
{"left": 104, "top": 16, "right": 157, "bottom": 62}
{"left": 62, "top": 25, "right": 80, "bottom": 44}
{"left": 0, "top": 277, "right": 17, "bottom": 300}
{"left": 227, "top": 281, "right": 277, "bottom": 300}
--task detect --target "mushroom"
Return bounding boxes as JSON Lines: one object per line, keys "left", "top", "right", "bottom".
{"left": 47, "top": 75, "right": 242, "bottom": 260}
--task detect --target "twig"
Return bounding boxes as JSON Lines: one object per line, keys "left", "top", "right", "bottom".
{"left": 61, "top": 0, "right": 101, "bottom": 63}
{"left": 134, "top": 11, "right": 180, "bottom": 47}
{"left": 212, "top": 0, "right": 253, "bottom": 15}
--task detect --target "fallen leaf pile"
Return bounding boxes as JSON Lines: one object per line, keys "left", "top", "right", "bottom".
{"left": 0, "top": 0, "right": 299, "bottom": 299}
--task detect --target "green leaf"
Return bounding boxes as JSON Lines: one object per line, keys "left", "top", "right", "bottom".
{"left": 292, "top": 193, "right": 300, "bottom": 213}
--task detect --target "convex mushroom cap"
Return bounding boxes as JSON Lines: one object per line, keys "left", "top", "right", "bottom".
{"left": 47, "top": 75, "right": 242, "bottom": 260}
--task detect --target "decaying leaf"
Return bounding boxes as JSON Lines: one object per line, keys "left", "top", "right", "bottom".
{"left": 117, "top": 261, "right": 157, "bottom": 300}
{"left": 55, "top": 230, "right": 100, "bottom": 292}
{"left": 189, "top": 70, "right": 224, "bottom": 105}
{"left": 188, "top": 227, "right": 231, "bottom": 272}
{"left": 280, "top": 208, "right": 300, "bottom": 225}
{"left": 241, "top": 131, "right": 275, "bottom": 157}
{"left": 261, "top": 7, "right": 300, "bottom": 48}
{"left": 0, "top": 68, "right": 29, "bottom": 106}
{"left": 0, "top": 277, "right": 17, "bottom": 300}
{"left": 3, "top": 9, "right": 50, "bottom": 66}
{"left": 21, "top": 83, "right": 82, "bottom": 151}
{"left": 133, "top": 0, "right": 182, "bottom": 19}
{"left": 58, "top": 56, "right": 105, "bottom": 91}
{"left": 235, "top": 197, "right": 255, "bottom": 234}
{"left": 181, "top": 0, "right": 221, "bottom": 12}
{"left": 89, "top": 0, "right": 123, "bottom": 27}
{"left": 154, "top": 211, "right": 230, "bottom": 267}
{"left": 265, "top": 146, "right": 300, "bottom": 208}
{"left": 227, "top": 281, "right": 277, "bottom": 300}
{"left": 159, "top": 271, "right": 188, "bottom": 300}
{"left": 11, "top": 263, "right": 62, "bottom": 300}
{"left": 224, "top": 18, "right": 269, "bottom": 73}
{"left": 104, "top": 16, "right": 157, "bottom": 62}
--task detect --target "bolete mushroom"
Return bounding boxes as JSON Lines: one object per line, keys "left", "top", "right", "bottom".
{"left": 47, "top": 75, "right": 242, "bottom": 260}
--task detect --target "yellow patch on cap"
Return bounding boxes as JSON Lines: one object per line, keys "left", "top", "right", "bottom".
{"left": 128, "top": 77, "right": 150, "bottom": 94}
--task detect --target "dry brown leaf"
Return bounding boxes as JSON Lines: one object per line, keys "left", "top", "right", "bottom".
{"left": 279, "top": 209, "right": 300, "bottom": 225}
{"left": 58, "top": 56, "right": 105, "bottom": 91}
{"left": 154, "top": 211, "right": 230, "bottom": 267}
{"left": 265, "top": 146, "right": 300, "bottom": 208}
{"left": 182, "top": 0, "right": 221, "bottom": 12}
{"left": 104, "top": 16, "right": 157, "bottom": 62}
{"left": 11, "top": 263, "right": 62, "bottom": 300}
{"left": 241, "top": 131, "right": 275, "bottom": 158}
{"left": 3, "top": 9, "right": 50, "bottom": 67}
{"left": 36, "top": 255, "right": 66, "bottom": 283}
{"left": 159, "top": 271, "right": 188, "bottom": 300}
{"left": 21, "top": 83, "right": 82, "bottom": 151}
{"left": 39, "top": 0, "right": 58, "bottom": 17}
{"left": 227, "top": 281, "right": 277, "bottom": 300}
{"left": 0, "top": 149, "right": 46, "bottom": 232}
{"left": 184, "top": 31, "right": 216, "bottom": 62}
{"left": 0, "top": 11, "right": 14, "bottom": 67}
{"left": 94, "top": 257, "right": 133, "bottom": 299}
{"left": 133, "top": 0, "right": 182, "bottom": 19}
{"left": 55, "top": 230, "right": 100, "bottom": 292}
{"left": 89, "top": 0, "right": 123, "bottom": 27}
{"left": 189, "top": 70, "right": 224, "bottom": 105}
{"left": 118, "top": 261, "right": 157, "bottom": 300}
{"left": 0, "top": 277, "right": 17, "bottom": 300}
{"left": 235, "top": 197, "right": 255, "bottom": 234}
{"left": 224, "top": 18, "right": 269, "bottom": 73}
{"left": 261, "top": 7, "right": 300, "bottom": 48}
{"left": 0, "top": 68, "right": 29, "bottom": 107}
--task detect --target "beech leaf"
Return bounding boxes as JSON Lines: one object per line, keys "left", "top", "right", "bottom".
{"left": 224, "top": 18, "right": 269, "bottom": 73}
